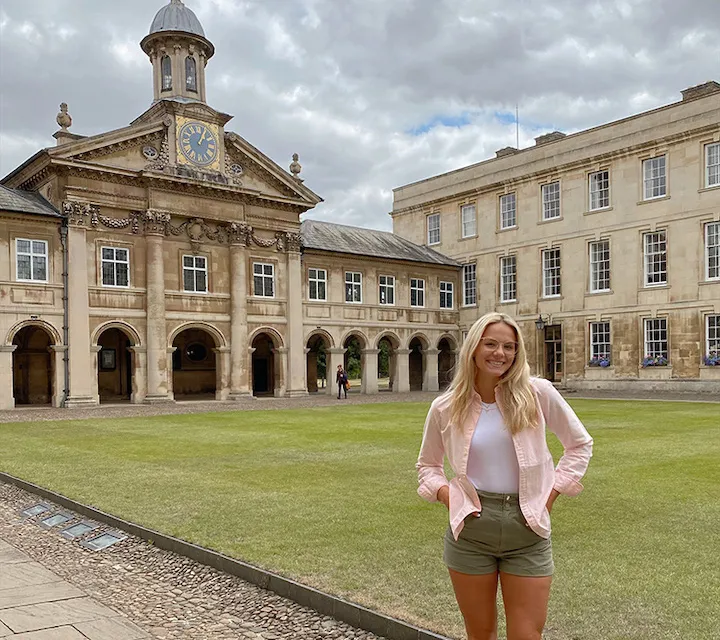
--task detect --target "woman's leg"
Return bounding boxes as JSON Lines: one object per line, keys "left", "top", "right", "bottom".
{"left": 499, "top": 573, "right": 551, "bottom": 640}
{"left": 448, "top": 569, "right": 499, "bottom": 640}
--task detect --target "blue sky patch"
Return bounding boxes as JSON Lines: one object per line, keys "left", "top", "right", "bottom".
{"left": 407, "top": 112, "right": 474, "bottom": 135}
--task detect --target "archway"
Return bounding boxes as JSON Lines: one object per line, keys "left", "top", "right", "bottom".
{"left": 12, "top": 326, "right": 54, "bottom": 405}
{"left": 306, "top": 333, "right": 330, "bottom": 393}
{"left": 377, "top": 333, "right": 400, "bottom": 392}
{"left": 342, "top": 333, "right": 366, "bottom": 394}
{"left": 97, "top": 328, "right": 134, "bottom": 403}
{"left": 438, "top": 337, "right": 457, "bottom": 390}
{"left": 252, "top": 333, "right": 277, "bottom": 396}
{"left": 409, "top": 337, "right": 425, "bottom": 391}
{"left": 172, "top": 328, "right": 218, "bottom": 400}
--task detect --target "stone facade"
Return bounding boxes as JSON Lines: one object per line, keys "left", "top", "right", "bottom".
{"left": 392, "top": 82, "right": 720, "bottom": 392}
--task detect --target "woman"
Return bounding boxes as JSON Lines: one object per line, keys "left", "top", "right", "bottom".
{"left": 416, "top": 313, "right": 593, "bottom": 640}
{"left": 336, "top": 365, "right": 348, "bottom": 399}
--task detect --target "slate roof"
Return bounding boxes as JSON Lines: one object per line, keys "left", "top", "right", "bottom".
{"left": 150, "top": 0, "right": 205, "bottom": 37}
{"left": 0, "top": 186, "right": 61, "bottom": 218}
{"left": 300, "top": 219, "right": 460, "bottom": 267}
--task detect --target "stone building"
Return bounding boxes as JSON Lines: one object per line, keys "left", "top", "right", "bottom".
{"left": 0, "top": 0, "right": 460, "bottom": 409}
{"left": 392, "top": 82, "right": 720, "bottom": 392}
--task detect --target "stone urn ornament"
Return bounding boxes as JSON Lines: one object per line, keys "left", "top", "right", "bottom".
{"left": 56, "top": 103, "right": 72, "bottom": 130}
{"left": 289, "top": 153, "right": 303, "bottom": 181}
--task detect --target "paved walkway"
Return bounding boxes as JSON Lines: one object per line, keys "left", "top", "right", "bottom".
{"left": 0, "top": 537, "right": 149, "bottom": 639}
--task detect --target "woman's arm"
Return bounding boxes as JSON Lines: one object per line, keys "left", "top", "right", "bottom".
{"left": 416, "top": 404, "right": 451, "bottom": 503}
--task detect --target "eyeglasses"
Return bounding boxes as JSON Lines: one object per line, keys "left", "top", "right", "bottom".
{"left": 479, "top": 338, "right": 518, "bottom": 354}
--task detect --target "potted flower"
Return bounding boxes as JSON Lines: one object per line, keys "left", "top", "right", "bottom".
{"left": 588, "top": 356, "right": 611, "bottom": 367}
{"left": 703, "top": 350, "right": 719, "bottom": 366}
{"left": 642, "top": 355, "right": 668, "bottom": 367}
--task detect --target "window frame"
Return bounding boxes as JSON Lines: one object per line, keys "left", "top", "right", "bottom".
{"left": 588, "top": 169, "right": 610, "bottom": 211}
{"left": 589, "top": 321, "right": 611, "bottom": 360}
{"left": 185, "top": 56, "right": 197, "bottom": 93}
{"left": 642, "top": 155, "right": 667, "bottom": 200}
{"left": 161, "top": 55, "right": 172, "bottom": 92}
{"left": 252, "top": 261, "right": 275, "bottom": 298}
{"left": 378, "top": 274, "right": 395, "bottom": 306}
{"left": 643, "top": 231, "right": 667, "bottom": 287}
{"left": 440, "top": 281, "right": 454, "bottom": 309}
{"left": 410, "top": 278, "right": 425, "bottom": 308}
{"left": 307, "top": 267, "right": 327, "bottom": 301}
{"left": 15, "top": 238, "right": 49, "bottom": 283}
{"left": 499, "top": 193, "right": 517, "bottom": 229}
{"left": 589, "top": 240, "right": 611, "bottom": 293}
{"left": 461, "top": 204, "right": 477, "bottom": 238}
{"left": 706, "top": 315, "right": 720, "bottom": 359}
{"left": 462, "top": 264, "right": 477, "bottom": 307}
{"left": 541, "top": 248, "right": 561, "bottom": 298}
{"left": 644, "top": 317, "right": 668, "bottom": 360}
{"left": 541, "top": 181, "right": 561, "bottom": 221}
{"left": 705, "top": 222, "right": 720, "bottom": 281}
{"left": 427, "top": 213, "right": 441, "bottom": 245}
{"left": 499, "top": 255, "right": 517, "bottom": 303}
{"left": 705, "top": 142, "right": 720, "bottom": 188}
{"left": 101, "top": 246, "right": 130, "bottom": 288}
{"left": 345, "top": 271, "right": 362, "bottom": 304}
{"left": 182, "top": 254, "right": 208, "bottom": 294}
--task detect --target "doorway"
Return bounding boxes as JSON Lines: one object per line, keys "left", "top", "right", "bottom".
{"left": 544, "top": 324, "right": 563, "bottom": 382}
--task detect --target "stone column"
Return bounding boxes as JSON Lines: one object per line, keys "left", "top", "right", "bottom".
{"left": 215, "top": 347, "right": 231, "bottom": 400}
{"left": 273, "top": 346, "right": 288, "bottom": 397}
{"left": 144, "top": 212, "right": 172, "bottom": 403}
{"left": 394, "top": 348, "right": 411, "bottom": 393}
{"left": 326, "top": 347, "right": 346, "bottom": 397}
{"left": 49, "top": 345, "right": 66, "bottom": 407}
{"left": 285, "top": 233, "right": 308, "bottom": 397}
{"left": 64, "top": 203, "right": 96, "bottom": 407}
{"left": 0, "top": 345, "right": 17, "bottom": 410}
{"left": 228, "top": 234, "right": 251, "bottom": 399}
{"left": 90, "top": 345, "right": 102, "bottom": 404}
{"left": 362, "top": 349, "right": 380, "bottom": 394}
{"left": 423, "top": 349, "right": 440, "bottom": 392}
{"left": 128, "top": 346, "right": 147, "bottom": 404}
{"left": 166, "top": 347, "right": 177, "bottom": 401}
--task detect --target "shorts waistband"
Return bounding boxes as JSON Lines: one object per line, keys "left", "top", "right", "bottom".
{"left": 475, "top": 489, "right": 520, "bottom": 503}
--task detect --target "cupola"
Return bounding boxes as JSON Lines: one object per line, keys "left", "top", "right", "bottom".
{"left": 140, "top": 0, "right": 215, "bottom": 104}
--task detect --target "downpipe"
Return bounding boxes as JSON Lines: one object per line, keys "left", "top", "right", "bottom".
{"left": 59, "top": 218, "right": 69, "bottom": 407}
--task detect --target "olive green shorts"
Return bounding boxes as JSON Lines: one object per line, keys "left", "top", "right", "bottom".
{"left": 443, "top": 490, "right": 554, "bottom": 577}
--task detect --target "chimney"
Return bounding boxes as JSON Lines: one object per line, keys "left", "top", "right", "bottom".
{"left": 534, "top": 131, "right": 566, "bottom": 146}
{"left": 495, "top": 146, "right": 519, "bottom": 158}
{"left": 681, "top": 81, "right": 720, "bottom": 102}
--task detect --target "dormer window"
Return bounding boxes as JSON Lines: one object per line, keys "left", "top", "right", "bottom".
{"left": 161, "top": 56, "right": 172, "bottom": 91}
{"left": 185, "top": 56, "right": 197, "bottom": 92}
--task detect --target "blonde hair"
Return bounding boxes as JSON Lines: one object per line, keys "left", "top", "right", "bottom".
{"left": 448, "top": 312, "right": 538, "bottom": 434}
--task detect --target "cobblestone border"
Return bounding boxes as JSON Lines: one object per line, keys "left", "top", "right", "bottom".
{"left": 0, "top": 471, "right": 450, "bottom": 640}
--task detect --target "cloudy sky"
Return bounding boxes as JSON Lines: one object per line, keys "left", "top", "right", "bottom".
{"left": 1, "top": 0, "right": 718, "bottom": 230}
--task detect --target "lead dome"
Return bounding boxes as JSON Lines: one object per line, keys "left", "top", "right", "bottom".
{"left": 149, "top": 0, "right": 205, "bottom": 37}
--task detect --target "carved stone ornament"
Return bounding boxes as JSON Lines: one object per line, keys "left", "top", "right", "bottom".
{"left": 146, "top": 135, "right": 170, "bottom": 171}
{"left": 143, "top": 145, "right": 159, "bottom": 161}
{"left": 90, "top": 210, "right": 142, "bottom": 234}
{"left": 228, "top": 221, "right": 252, "bottom": 246}
{"left": 285, "top": 231, "right": 303, "bottom": 253}
{"left": 162, "top": 114, "right": 174, "bottom": 128}
{"left": 63, "top": 201, "right": 98, "bottom": 227}
{"left": 229, "top": 163, "right": 243, "bottom": 176}
{"left": 142, "top": 210, "right": 171, "bottom": 236}
{"left": 56, "top": 103, "right": 72, "bottom": 130}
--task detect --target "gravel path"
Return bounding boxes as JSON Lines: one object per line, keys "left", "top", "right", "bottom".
{"left": 0, "top": 483, "right": 386, "bottom": 640}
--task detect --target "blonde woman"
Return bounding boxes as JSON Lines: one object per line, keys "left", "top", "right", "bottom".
{"left": 417, "top": 313, "right": 593, "bottom": 640}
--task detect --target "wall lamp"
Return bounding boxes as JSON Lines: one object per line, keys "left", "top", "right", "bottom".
{"left": 534, "top": 315, "right": 549, "bottom": 331}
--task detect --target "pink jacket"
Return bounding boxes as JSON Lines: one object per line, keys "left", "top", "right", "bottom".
{"left": 416, "top": 378, "right": 593, "bottom": 540}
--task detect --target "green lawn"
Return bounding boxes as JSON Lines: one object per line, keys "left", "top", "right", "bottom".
{"left": 0, "top": 400, "right": 718, "bottom": 639}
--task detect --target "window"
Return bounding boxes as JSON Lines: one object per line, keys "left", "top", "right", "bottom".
{"left": 589, "top": 170, "right": 610, "bottom": 210}
{"left": 161, "top": 56, "right": 172, "bottom": 91}
{"left": 185, "top": 56, "right": 197, "bottom": 92}
{"left": 427, "top": 213, "right": 440, "bottom": 245}
{"left": 461, "top": 204, "right": 476, "bottom": 238}
{"left": 410, "top": 278, "right": 425, "bottom": 307}
{"left": 16, "top": 239, "right": 48, "bottom": 282}
{"left": 308, "top": 268, "right": 327, "bottom": 301}
{"left": 643, "top": 156, "right": 667, "bottom": 199}
{"left": 541, "top": 182, "right": 561, "bottom": 220}
{"left": 500, "top": 193, "right": 516, "bottom": 229}
{"left": 253, "top": 262, "right": 274, "bottom": 297}
{"left": 101, "top": 247, "right": 129, "bottom": 287}
{"left": 590, "top": 322, "right": 611, "bottom": 360}
{"left": 707, "top": 315, "right": 720, "bottom": 360}
{"left": 440, "top": 281, "right": 453, "bottom": 309}
{"left": 706, "top": 222, "right": 720, "bottom": 280}
{"left": 542, "top": 248, "right": 561, "bottom": 298}
{"left": 462, "top": 264, "right": 476, "bottom": 306}
{"left": 183, "top": 255, "right": 207, "bottom": 293}
{"left": 500, "top": 256, "right": 517, "bottom": 302}
{"left": 345, "top": 271, "right": 362, "bottom": 303}
{"left": 589, "top": 240, "right": 611, "bottom": 292}
{"left": 644, "top": 318, "right": 668, "bottom": 360}
{"left": 643, "top": 231, "right": 667, "bottom": 286}
{"left": 706, "top": 143, "right": 720, "bottom": 188}
{"left": 379, "top": 275, "right": 395, "bottom": 305}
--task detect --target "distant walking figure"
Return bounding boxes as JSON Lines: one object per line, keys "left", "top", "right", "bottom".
{"left": 416, "top": 312, "right": 593, "bottom": 640}
{"left": 336, "top": 365, "right": 348, "bottom": 399}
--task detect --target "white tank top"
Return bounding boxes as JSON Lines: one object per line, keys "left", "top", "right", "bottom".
{"left": 466, "top": 402, "right": 520, "bottom": 493}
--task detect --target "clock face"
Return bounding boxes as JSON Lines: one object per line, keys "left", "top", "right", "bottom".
{"left": 178, "top": 121, "right": 219, "bottom": 166}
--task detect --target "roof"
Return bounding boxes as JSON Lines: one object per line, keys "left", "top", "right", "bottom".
{"left": 0, "top": 186, "right": 61, "bottom": 218}
{"left": 149, "top": 0, "right": 205, "bottom": 37}
{"left": 300, "top": 219, "right": 460, "bottom": 267}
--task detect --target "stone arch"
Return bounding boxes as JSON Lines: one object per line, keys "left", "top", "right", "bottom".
{"left": 405, "top": 332, "right": 431, "bottom": 351}
{"left": 94, "top": 322, "right": 140, "bottom": 404}
{"left": 437, "top": 335, "right": 458, "bottom": 391}
{"left": 304, "top": 328, "right": 335, "bottom": 349}
{"left": 248, "top": 326, "right": 284, "bottom": 349}
{"left": 373, "top": 331, "right": 401, "bottom": 350}
{"left": 374, "top": 331, "right": 401, "bottom": 392}
{"left": 251, "top": 331, "right": 283, "bottom": 397}
{"left": 436, "top": 333, "right": 458, "bottom": 351}
{"left": 171, "top": 323, "right": 226, "bottom": 400}
{"left": 169, "top": 322, "right": 227, "bottom": 349}
{"left": 306, "top": 330, "right": 333, "bottom": 394}
{"left": 408, "top": 334, "right": 429, "bottom": 392}
{"left": 6, "top": 319, "right": 61, "bottom": 347}
{"left": 91, "top": 321, "right": 141, "bottom": 348}
{"left": 341, "top": 331, "right": 368, "bottom": 393}
{"left": 11, "top": 324, "right": 58, "bottom": 406}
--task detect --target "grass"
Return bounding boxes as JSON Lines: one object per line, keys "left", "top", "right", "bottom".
{"left": 0, "top": 400, "right": 718, "bottom": 639}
